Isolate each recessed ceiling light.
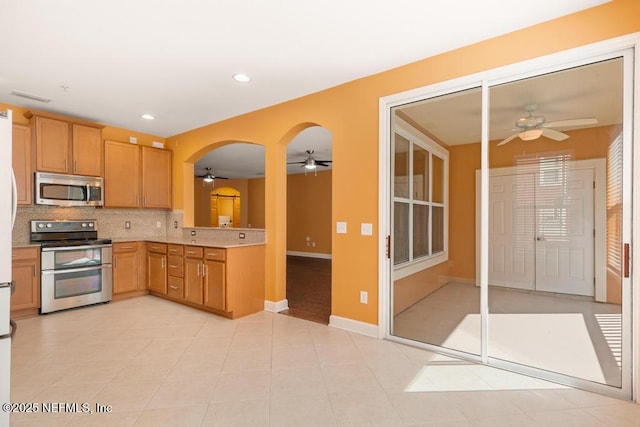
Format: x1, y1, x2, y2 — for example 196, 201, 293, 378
233, 73, 251, 83
141, 114, 155, 120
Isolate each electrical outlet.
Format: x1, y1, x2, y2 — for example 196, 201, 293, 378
239, 232, 245, 239
156, 221, 162, 229
191, 230, 196, 236
173, 221, 178, 229
125, 221, 131, 229
360, 291, 368, 304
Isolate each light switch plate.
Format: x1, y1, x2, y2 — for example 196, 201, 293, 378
336, 221, 347, 234
361, 223, 373, 236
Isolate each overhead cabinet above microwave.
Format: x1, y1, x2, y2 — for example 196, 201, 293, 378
25, 110, 104, 177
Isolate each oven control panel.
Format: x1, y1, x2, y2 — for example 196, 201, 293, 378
31, 220, 97, 233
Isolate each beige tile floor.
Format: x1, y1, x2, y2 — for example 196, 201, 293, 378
9, 296, 640, 426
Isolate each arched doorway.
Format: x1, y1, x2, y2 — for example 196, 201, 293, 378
282, 126, 333, 324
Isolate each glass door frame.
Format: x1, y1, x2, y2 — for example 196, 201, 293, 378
378, 34, 639, 400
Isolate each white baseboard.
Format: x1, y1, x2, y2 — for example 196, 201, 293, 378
287, 251, 332, 260
329, 315, 379, 338
264, 299, 289, 313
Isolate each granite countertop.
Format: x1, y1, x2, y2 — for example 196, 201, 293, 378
13, 238, 265, 249
11, 241, 41, 249
110, 236, 265, 249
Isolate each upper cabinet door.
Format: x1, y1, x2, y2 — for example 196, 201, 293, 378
12, 124, 32, 205
35, 116, 69, 173
141, 146, 172, 209
72, 124, 102, 176
104, 140, 141, 208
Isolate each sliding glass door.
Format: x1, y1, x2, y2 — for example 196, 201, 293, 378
386, 49, 633, 398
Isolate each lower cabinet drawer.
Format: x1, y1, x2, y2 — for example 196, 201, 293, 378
168, 276, 184, 299
167, 255, 184, 277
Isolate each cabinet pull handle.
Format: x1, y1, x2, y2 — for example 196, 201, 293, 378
169, 265, 177, 269
208, 253, 217, 257
74, 159, 78, 173
64, 159, 68, 171
203, 264, 207, 276
197, 263, 200, 276
161, 257, 165, 269
115, 258, 118, 268
121, 245, 133, 250
169, 285, 178, 290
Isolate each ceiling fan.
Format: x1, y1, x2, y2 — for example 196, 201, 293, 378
287, 150, 332, 170
197, 167, 228, 183
497, 104, 597, 146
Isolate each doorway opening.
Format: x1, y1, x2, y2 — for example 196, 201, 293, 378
282, 126, 333, 324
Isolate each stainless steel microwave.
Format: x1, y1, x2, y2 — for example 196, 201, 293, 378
35, 172, 104, 207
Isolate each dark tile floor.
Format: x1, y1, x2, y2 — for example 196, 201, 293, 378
281, 255, 331, 324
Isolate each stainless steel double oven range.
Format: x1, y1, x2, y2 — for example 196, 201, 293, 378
30, 220, 112, 314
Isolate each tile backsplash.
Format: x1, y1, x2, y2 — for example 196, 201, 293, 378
13, 206, 183, 242
13, 207, 266, 244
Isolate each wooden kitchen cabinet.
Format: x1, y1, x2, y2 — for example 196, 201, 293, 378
28, 111, 103, 176
147, 243, 167, 294
184, 246, 204, 305
12, 124, 32, 205
141, 146, 172, 209
11, 247, 40, 318
113, 242, 147, 297
104, 141, 140, 208
104, 140, 140, 207
167, 244, 184, 299
103, 140, 172, 209
71, 124, 103, 176
34, 116, 69, 173
204, 258, 225, 311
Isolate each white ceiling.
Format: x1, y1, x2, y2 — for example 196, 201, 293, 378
1, 1, 608, 178
0, 0, 607, 139
399, 57, 623, 146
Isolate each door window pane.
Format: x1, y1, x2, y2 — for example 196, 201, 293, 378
394, 202, 409, 264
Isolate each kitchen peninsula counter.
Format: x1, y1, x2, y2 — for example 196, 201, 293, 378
111, 236, 265, 249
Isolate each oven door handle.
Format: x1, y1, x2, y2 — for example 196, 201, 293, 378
41, 265, 111, 275
41, 244, 112, 252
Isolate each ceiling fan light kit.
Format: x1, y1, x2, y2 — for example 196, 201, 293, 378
497, 104, 598, 146
287, 149, 332, 175
519, 129, 543, 141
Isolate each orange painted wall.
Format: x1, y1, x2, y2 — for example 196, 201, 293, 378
165, 1, 640, 326
247, 177, 265, 229
287, 170, 332, 254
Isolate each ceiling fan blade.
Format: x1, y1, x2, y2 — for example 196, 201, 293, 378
542, 128, 570, 141
314, 159, 332, 163
287, 161, 305, 165
497, 133, 520, 146
315, 162, 331, 167
542, 118, 597, 128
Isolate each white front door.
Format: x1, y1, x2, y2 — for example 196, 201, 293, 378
488, 174, 535, 290
487, 167, 595, 296
535, 167, 595, 296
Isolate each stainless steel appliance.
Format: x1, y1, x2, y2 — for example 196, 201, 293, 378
35, 172, 104, 207
31, 220, 112, 314
1, 109, 16, 425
